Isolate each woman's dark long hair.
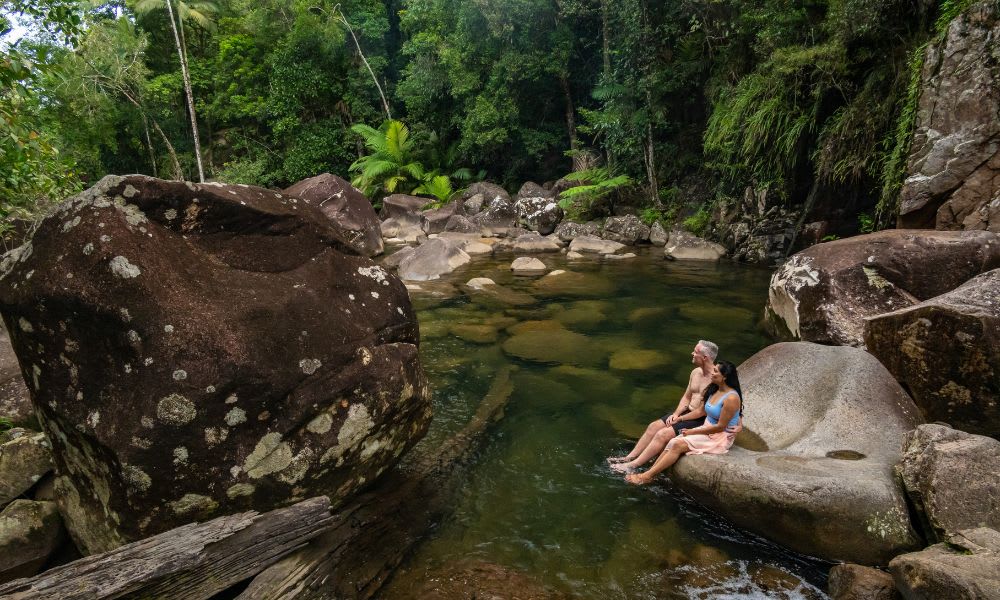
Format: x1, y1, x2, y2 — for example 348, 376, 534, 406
702, 360, 743, 415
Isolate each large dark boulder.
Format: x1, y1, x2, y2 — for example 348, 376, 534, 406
828, 564, 900, 600
381, 194, 428, 224
896, 425, 1000, 542
602, 215, 650, 245
890, 528, 1000, 599
516, 181, 552, 199
899, 1, 1000, 232
471, 196, 518, 231
767, 230, 1000, 346
420, 200, 464, 235
0, 175, 431, 554
462, 182, 510, 205
865, 269, 999, 436
671, 342, 923, 565
283, 173, 383, 257
514, 196, 563, 235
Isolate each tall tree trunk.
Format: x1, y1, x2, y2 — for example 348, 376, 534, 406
559, 73, 583, 172
165, 0, 205, 182
337, 9, 392, 121
644, 89, 660, 207
151, 120, 184, 180
141, 115, 158, 178
601, 0, 611, 78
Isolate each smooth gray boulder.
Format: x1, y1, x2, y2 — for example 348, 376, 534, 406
670, 342, 923, 565
509, 233, 561, 253
664, 230, 727, 261
896, 425, 1000, 542
865, 269, 1000, 436
462, 182, 510, 205
443, 214, 481, 234
0, 431, 53, 507
462, 193, 485, 215
0, 499, 65, 583
421, 200, 464, 235
381, 194, 427, 223
649, 222, 668, 247
510, 257, 546, 274
890, 528, 1000, 599
397, 239, 471, 281
568, 235, 624, 255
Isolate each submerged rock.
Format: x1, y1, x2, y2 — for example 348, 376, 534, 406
532, 269, 616, 298
896, 424, 1000, 542
510, 256, 547, 274
766, 230, 1000, 346
0, 499, 65, 584
670, 342, 923, 565
501, 329, 608, 367
283, 173, 383, 257
385, 560, 568, 600
864, 269, 1000, 436
0, 176, 431, 553
890, 528, 1000, 599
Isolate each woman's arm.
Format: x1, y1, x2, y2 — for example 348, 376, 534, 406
678, 405, 706, 421
681, 394, 739, 436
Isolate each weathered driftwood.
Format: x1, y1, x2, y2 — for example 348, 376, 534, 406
238, 366, 517, 600
0, 496, 333, 600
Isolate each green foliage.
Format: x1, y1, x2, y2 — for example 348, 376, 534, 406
0, 416, 11, 432
349, 119, 425, 196
557, 167, 633, 218
821, 234, 840, 242
682, 206, 712, 237
413, 173, 453, 203
858, 212, 876, 234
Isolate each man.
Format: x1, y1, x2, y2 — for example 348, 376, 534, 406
608, 340, 718, 472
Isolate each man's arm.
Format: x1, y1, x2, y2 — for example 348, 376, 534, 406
666, 369, 697, 424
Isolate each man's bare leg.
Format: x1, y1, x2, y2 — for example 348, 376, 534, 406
625, 440, 690, 485
611, 426, 677, 471
608, 419, 666, 464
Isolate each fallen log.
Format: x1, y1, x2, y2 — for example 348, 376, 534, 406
0, 496, 334, 600
238, 365, 517, 600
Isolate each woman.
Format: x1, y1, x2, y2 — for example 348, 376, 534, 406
625, 360, 742, 485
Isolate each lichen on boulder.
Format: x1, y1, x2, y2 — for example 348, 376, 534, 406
0, 175, 431, 554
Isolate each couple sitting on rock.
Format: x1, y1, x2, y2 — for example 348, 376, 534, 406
608, 340, 743, 485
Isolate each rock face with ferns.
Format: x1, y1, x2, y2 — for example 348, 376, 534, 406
0, 176, 431, 554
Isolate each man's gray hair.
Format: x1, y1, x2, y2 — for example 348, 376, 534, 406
697, 340, 719, 361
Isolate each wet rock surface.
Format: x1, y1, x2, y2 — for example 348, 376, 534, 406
890, 527, 1000, 599
664, 230, 727, 261
386, 560, 568, 600
671, 342, 923, 565
0, 175, 431, 553
0, 499, 65, 583
864, 268, 1000, 436
827, 564, 900, 600
283, 173, 383, 257
896, 424, 1000, 542
766, 229, 1000, 346
899, 1, 1000, 232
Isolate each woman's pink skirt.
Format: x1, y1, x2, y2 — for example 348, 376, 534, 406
667, 428, 738, 455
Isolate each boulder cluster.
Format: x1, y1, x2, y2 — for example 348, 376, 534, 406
736, 227, 1000, 598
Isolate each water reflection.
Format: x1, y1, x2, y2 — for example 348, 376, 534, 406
390, 249, 830, 599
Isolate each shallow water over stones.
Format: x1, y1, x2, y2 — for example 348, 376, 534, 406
387, 248, 832, 599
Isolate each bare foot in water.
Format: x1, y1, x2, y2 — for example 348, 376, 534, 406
606, 455, 631, 464
625, 472, 652, 485
610, 462, 633, 473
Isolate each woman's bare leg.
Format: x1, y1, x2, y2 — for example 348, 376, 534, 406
625, 439, 690, 485
608, 419, 666, 463
612, 427, 677, 471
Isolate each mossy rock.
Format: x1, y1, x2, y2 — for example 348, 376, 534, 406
591, 404, 647, 439
630, 384, 686, 413
627, 306, 669, 324
506, 320, 566, 336
531, 270, 616, 298
450, 324, 499, 344
676, 302, 755, 326
501, 329, 608, 367
609, 349, 671, 371
548, 365, 624, 398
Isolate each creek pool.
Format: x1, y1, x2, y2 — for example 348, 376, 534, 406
383, 248, 831, 599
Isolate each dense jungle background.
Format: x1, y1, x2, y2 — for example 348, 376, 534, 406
0, 0, 972, 237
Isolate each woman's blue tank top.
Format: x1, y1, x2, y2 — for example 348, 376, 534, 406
705, 390, 741, 429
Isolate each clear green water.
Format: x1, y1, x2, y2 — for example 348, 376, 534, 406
387, 249, 830, 599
